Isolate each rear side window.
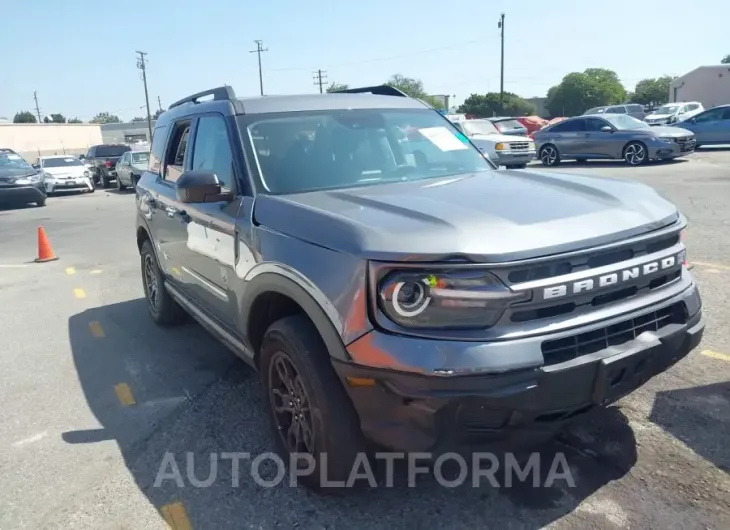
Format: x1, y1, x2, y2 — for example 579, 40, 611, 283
163, 121, 191, 183
95, 145, 131, 157
149, 125, 168, 174
550, 119, 585, 132
606, 106, 627, 114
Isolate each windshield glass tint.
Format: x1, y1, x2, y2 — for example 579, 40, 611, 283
603, 114, 649, 130
96, 146, 130, 157
42, 157, 83, 168
0, 153, 34, 176
132, 152, 150, 164
462, 119, 499, 136
241, 109, 493, 194
655, 105, 680, 115
493, 119, 523, 130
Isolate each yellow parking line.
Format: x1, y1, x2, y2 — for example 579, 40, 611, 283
90, 269, 102, 275
161, 501, 192, 530
701, 350, 730, 362
690, 261, 730, 271
88, 321, 105, 338
65, 267, 76, 275
73, 288, 86, 299
114, 383, 137, 406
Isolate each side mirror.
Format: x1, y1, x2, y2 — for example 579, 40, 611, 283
600, 126, 613, 133
176, 170, 232, 203
32, 163, 40, 169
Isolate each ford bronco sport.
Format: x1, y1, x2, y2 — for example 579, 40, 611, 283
135, 85, 704, 490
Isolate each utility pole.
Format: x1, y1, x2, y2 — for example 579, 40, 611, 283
313, 69, 327, 93
498, 13, 505, 115
135, 51, 153, 142
157, 95, 163, 112
249, 40, 268, 96
33, 91, 42, 122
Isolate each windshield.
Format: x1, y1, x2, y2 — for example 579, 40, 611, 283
461, 119, 500, 136
95, 145, 131, 157
603, 114, 650, 130
654, 105, 680, 115
240, 109, 493, 194
42, 157, 83, 168
492, 119, 524, 131
0, 152, 35, 177
131, 152, 150, 164
585, 107, 606, 114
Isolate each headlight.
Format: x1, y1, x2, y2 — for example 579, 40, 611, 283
495, 143, 506, 151
657, 136, 674, 142
84, 170, 90, 177
377, 268, 528, 329
528, 141, 536, 150
15, 174, 42, 185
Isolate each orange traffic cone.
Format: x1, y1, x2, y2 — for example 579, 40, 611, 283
34, 226, 58, 263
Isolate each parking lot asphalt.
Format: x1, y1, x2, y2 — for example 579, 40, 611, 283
1, 151, 729, 529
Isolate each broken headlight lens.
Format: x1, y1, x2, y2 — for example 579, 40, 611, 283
377, 269, 528, 329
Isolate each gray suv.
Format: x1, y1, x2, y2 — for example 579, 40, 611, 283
136, 85, 704, 491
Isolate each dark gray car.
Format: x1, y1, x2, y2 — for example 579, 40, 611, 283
534, 114, 696, 166
136, 85, 704, 491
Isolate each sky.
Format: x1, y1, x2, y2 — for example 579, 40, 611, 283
1, 0, 728, 122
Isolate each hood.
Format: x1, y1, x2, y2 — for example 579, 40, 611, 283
645, 126, 694, 137
43, 166, 87, 177
253, 169, 679, 263
645, 113, 674, 120
469, 133, 532, 144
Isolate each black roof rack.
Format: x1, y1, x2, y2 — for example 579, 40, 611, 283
168, 86, 237, 110
331, 85, 409, 98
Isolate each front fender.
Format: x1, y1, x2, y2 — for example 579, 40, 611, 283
238, 267, 351, 362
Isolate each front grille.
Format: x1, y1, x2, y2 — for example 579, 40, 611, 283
505, 233, 680, 284
509, 142, 530, 150
540, 302, 687, 366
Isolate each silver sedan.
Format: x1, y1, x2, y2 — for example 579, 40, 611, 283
533, 114, 696, 166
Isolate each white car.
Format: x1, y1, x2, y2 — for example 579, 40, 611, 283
644, 102, 704, 126
34, 155, 95, 195
450, 118, 536, 169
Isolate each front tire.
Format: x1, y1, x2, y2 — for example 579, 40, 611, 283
623, 141, 647, 166
259, 315, 368, 492
140, 240, 186, 326
36, 196, 47, 207
539, 144, 561, 166
117, 175, 127, 191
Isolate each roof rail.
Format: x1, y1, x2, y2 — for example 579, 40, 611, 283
331, 85, 409, 98
168, 86, 237, 110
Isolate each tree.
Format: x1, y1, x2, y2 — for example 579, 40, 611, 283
384, 74, 441, 108
457, 92, 535, 118
722, 55, 730, 64
68, 117, 82, 123
44, 114, 66, 123
153, 109, 165, 119
13, 111, 37, 123
326, 82, 349, 93
90, 112, 121, 124
631, 76, 674, 106
546, 68, 626, 116
131, 116, 146, 122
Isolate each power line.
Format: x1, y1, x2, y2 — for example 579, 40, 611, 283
135, 51, 153, 142
249, 40, 268, 96
313, 69, 327, 93
268, 39, 487, 73
33, 91, 42, 122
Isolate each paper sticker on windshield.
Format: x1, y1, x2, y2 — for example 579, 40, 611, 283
6, 154, 22, 160
418, 127, 469, 151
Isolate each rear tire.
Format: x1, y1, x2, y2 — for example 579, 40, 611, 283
259, 314, 369, 492
36, 197, 46, 207
140, 240, 186, 326
505, 164, 527, 169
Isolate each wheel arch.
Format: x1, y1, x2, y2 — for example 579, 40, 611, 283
239, 271, 351, 368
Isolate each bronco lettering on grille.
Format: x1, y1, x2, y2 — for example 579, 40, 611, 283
542, 252, 683, 300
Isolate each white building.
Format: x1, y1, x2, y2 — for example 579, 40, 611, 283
669, 65, 730, 108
